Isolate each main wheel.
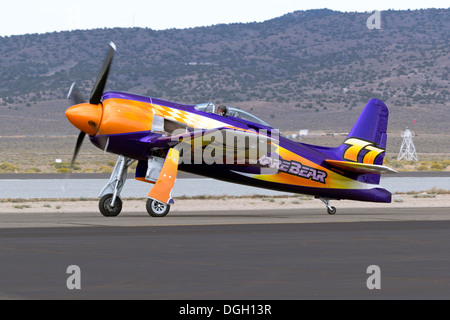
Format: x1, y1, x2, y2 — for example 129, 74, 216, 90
99, 194, 123, 217
327, 206, 337, 215
146, 199, 170, 217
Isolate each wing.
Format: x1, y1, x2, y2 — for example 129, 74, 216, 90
138, 126, 278, 205
140, 126, 278, 164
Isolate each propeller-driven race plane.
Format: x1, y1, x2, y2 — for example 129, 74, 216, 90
65, 42, 397, 217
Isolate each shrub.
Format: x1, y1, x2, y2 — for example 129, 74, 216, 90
0, 163, 19, 173
430, 163, 444, 171
53, 162, 80, 171
441, 160, 450, 168
56, 168, 72, 174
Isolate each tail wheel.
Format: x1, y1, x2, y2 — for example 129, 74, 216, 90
99, 194, 122, 217
146, 199, 170, 217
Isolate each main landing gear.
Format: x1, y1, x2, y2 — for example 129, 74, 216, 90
99, 193, 123, 217
98, 156, 170, 217
98, 155, 171, 217
98, 155, 135, 217
146, 199, 170, 217
318, 197, 337, 215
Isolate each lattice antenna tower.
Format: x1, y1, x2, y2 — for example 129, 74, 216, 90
397, 128, 418, 161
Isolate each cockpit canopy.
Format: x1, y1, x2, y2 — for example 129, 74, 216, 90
195, 102, 272, 128
195, 102, 217, 114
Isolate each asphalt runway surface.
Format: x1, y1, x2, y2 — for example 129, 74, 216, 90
1, 207, 450, 300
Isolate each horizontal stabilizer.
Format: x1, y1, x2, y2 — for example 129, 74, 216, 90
325, 159, 397, 175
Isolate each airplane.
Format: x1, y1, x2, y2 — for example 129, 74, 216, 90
65, 42, 397, 218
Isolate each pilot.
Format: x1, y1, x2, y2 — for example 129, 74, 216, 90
217, 105, 228, 116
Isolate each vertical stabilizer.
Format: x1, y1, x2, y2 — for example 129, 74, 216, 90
335, 99, 389, 184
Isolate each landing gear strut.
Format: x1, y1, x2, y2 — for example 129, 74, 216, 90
319, 198, 337, 215
98, 155, 135, 217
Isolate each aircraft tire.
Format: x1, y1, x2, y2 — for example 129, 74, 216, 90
146, 199, 170, 217
99, 194, 123, 217
327, 206, 337, 215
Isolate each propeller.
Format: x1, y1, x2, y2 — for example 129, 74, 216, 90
67, 83, 87, 167
66, 42, 116, 167
71, 131, 86, 167
67, 82, 86, 105
90, 42, 116, 105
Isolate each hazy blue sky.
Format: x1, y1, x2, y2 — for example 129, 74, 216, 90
0, 0, 448, 36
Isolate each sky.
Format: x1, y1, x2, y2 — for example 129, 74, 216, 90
0, 0, 448, 37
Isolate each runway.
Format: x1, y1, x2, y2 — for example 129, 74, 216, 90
1, 207, 450, 300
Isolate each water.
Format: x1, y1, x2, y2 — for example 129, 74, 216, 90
0, 177, 449, 199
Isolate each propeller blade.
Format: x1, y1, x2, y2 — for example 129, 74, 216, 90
67, 82, 86, 105
71, 131, 86, 167
89, 42, 116, 105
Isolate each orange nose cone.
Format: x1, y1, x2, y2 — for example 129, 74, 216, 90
65, 103, 103, 136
